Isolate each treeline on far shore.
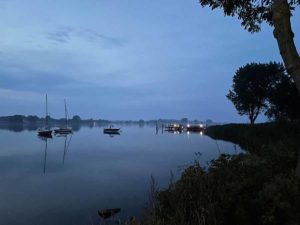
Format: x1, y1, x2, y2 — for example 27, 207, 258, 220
0, 115, 216, 132
0, 115, 215, 126
0, 114, 110, 125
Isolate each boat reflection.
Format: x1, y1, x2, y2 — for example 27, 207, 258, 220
38, 136, 51, 174
55, 133, 73, 165
107, 133, 120, 138
38, 133, 73, 174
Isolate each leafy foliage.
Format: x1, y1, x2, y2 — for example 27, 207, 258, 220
266, 73, 300, 121
146, 155, 300, 225
199, 0, 298, 33
227, 62, 300, 123
227, 62, 282, 124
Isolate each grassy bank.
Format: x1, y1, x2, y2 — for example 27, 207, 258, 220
205, 122, 300, 154
140, 122, 300, 225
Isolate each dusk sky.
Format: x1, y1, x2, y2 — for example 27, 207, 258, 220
0, 0, 299, 122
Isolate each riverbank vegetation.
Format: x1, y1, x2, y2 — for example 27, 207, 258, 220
140, 122, 300, 225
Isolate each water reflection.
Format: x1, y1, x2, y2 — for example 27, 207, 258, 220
0, 125, 242, 225
44, 139, 48, 174
38, 136, 50, 174
38, 133, 73, 174
55, 133, 73, 165
107, 133, 120, 138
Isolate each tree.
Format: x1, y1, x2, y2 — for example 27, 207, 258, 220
227, 62, 281, 124
266, 73, 300, 121
198, 0, 300, 95
72, 115, 81, 122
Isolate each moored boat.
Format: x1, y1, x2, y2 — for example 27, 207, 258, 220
38, 129, 52, 137
54, 99, 73, 134
164, 124, 184, 132
38, 94, 53, 138
186, 124, 205, 132
103, 128, 120, 134
54, 127, 73, 134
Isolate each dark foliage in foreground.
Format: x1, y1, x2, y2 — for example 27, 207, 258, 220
141, 123, 300, 225
145, 155, 300, 225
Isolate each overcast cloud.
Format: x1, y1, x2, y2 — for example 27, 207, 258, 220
0, 0, 299, 121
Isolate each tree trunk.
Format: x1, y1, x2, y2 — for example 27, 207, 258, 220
272, 0, 300, 94
249, 116, 255, 125
272, 0, 300, 178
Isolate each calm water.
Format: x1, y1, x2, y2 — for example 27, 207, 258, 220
0, 125, 241, 225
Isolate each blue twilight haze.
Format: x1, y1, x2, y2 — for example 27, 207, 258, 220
0, 0, 299, 121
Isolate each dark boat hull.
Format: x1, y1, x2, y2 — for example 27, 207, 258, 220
54, 128, 73, 134
38, 130, 52, 138
103, 128, 120, 134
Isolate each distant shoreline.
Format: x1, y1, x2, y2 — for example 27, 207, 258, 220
0, 115, 214, 125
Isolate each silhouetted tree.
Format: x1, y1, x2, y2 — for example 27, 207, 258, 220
72, 115, 81, 122
227, 62, 283, 124
198, 0, 300, 95
266, 73, 300, 121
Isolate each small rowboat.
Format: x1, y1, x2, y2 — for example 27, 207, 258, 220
98, 208, 121, 219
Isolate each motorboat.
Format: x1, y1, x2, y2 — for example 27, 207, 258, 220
186, 124, 205, 132
164, 124, 184, 132
103, 128, 121, 134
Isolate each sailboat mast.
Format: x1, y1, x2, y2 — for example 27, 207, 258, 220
46, 94, 48, 127
64, 99, 68, 127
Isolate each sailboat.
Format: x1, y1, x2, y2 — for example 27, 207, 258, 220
54, 99, 73, 134
38, 94, 52, 137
